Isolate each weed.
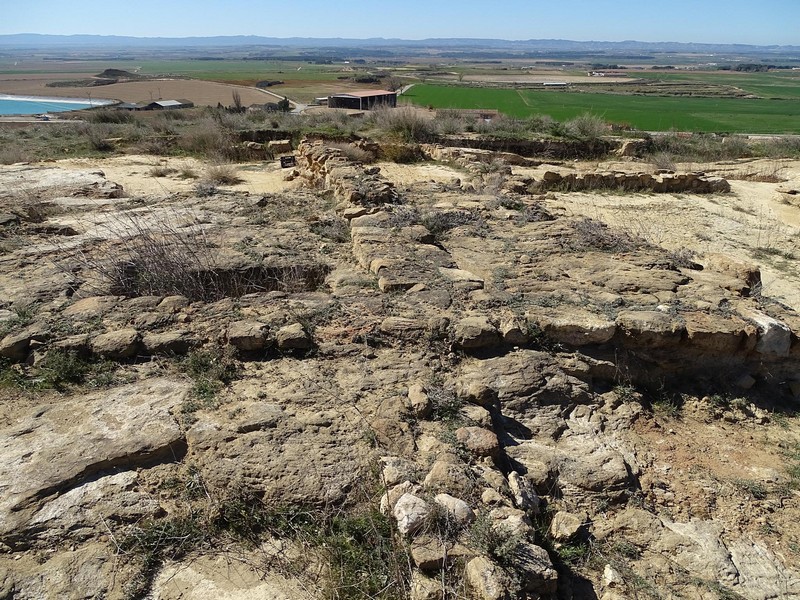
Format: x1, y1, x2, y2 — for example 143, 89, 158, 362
514, 202, 555, 225
650, 152, 677, 171
203, 163, 242, 186
428, 385, 464, 422
148, 165, 176, 177
386, 206, 421, 229
368, 106, 435, 143
326, 142, 375, 164
310, 217, 351, 243
665, 248, 698, 269
468, 515, 524, 571
182, 347, 240, 407
421, 209, 487, 239
732, 478, 768, 500
565, 113, 610, 140
566, 217, 647, 253
193, 181, 218, 197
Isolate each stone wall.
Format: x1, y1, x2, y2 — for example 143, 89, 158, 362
297, 139, 398, 207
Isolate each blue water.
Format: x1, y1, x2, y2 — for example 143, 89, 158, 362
0, 96, 113, 116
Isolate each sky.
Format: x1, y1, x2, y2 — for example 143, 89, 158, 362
1, 0, 797, 46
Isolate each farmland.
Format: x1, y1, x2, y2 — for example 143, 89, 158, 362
402, 82, 800, 133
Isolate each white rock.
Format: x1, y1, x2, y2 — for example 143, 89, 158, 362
393, 493, 431, 536
434, 493, 476, 524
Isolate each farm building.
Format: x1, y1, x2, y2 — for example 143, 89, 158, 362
327, 90, 397, 110
140, 99, 194, 111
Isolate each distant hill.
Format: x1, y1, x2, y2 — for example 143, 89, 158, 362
0, 33, 798, 54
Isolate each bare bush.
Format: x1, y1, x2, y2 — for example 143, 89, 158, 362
0, 146, 32, 165
203, 164, 242, 186
60, 210, 324, 302
367, 106, 435, 142
566, 217, 646, 253
650, 152, 677, 171
87, 109, 137, 124
421, 209, 487, 238
326, 142, 375, 163
565, 113, 610, 139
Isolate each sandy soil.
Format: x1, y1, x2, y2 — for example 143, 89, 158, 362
0, 76, 282, 107
56, 155, 298, 197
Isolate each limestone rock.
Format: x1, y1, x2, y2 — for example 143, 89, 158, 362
91, 328, 141, 359
455, 426, 501, 458
276, 322, 312, 350
465, 556, 511, 600
489, 506, 534, 538
434, 493, 475, 524
143, 330, 195, 355
62, 295, 122, 318
227, 320, 270, 351
0, 325, 47, 361
410, 571, 444, 600
500, 317, 529, 346
508, 472, 540, 513
453, 317, 500, 349
741, 309, 792, 356
407, 382, 433, 419
0, 378, 189, 539
411, 537, 451, 571
380, 317, 426, 338
380, 457, 419, 488
394, 493, 432, 536
514, 541, 558, 595
424, 460, 474, 495
549, 510, 587, 542
380, 481, 419, 516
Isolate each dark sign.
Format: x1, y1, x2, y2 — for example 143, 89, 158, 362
280, 156, 296, 168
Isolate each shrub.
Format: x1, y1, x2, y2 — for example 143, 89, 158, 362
567, 218, 646, 253
421, 209, 487, 239
87, 109, 137, 124
310, 217, 350, 243
565, 113, 610, 139
650, 152, 677, 171
326, 141, 375, 163
203, 163, 241, 185
368, 106, 435, 142
378, 143, 423, 164
60, 210, 255, 302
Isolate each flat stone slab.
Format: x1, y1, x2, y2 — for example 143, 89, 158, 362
0, 378, 189, 539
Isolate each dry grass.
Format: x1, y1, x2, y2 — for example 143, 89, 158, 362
203, 163, 241, 185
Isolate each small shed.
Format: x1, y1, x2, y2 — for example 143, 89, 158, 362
327, 90, 397, 110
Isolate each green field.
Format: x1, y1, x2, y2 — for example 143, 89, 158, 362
634, 71, 800, 99
402, 83, 800, 133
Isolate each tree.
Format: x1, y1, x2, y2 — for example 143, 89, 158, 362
277, 97, 291, 112
231, 90, 243, 113
384, 76, 403, 92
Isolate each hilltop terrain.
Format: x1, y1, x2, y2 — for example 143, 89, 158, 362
0, 113, 799, 599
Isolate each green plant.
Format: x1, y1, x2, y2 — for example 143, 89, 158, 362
732, 478, 768, 500
428, 384, 463, 422
468, 515, 524, 571
182, 347, 240, 407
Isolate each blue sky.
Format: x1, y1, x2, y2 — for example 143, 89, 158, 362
1, 0, 797, 46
